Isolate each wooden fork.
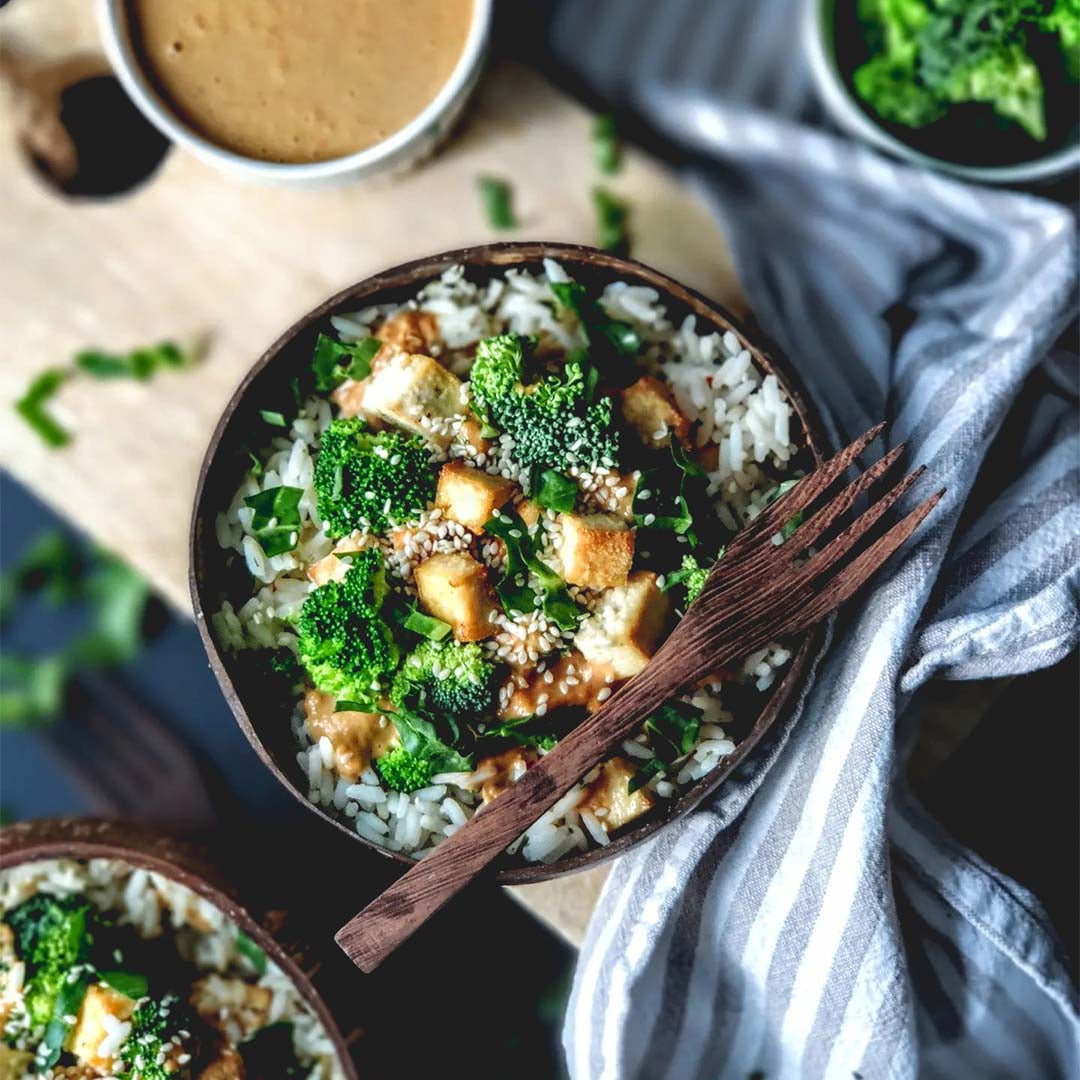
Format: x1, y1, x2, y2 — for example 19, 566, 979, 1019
336, 423, 943, 972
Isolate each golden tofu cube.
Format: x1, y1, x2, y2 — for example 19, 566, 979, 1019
574, 571, 670, 678
435, 461, 518, 533
621, 375, 691, 448
578, 757, 655, 831
414, 551, 498, 642
191, 976, 272, 1041
558, 512, 634, 589
516, 500, 543, 531
456, 415, 492, 456
362, 352, 464, 449
375, 310, 442, 359
67, 983, 137, 1068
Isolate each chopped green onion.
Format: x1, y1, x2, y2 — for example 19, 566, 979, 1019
550, 281, 640, 356
236, 930, 268, 976
334, 700, 366, 713
75, 341, 186, 380
477, 176, 517, 229
98, 971, 148, 1000
403, 610, 453, 640
628, 757, 665, 794
592, 113, 622, 174
260, 409, 287, 427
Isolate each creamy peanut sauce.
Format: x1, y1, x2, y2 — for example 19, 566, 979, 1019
304, 690, 399, 780
130, 0, 474, 163
501, 652, 620, 720
471, 746, 537, 804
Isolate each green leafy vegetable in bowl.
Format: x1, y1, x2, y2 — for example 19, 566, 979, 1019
847, 0, 1078, 152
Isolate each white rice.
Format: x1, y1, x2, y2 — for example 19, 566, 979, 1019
215, 262, 799, 865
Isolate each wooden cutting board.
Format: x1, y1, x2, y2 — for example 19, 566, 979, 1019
0, 0, 744, 946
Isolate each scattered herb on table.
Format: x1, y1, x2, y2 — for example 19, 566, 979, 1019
477, 175, 517, 229
16, 340, 199, 448
0, 537, 153, 727
593, 186, 630, 252
592, 113, 622, 174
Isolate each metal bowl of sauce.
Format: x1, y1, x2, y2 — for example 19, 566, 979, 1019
97, 0, 491, 185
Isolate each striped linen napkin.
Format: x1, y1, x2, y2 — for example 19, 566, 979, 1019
546, 1, 1080, 1076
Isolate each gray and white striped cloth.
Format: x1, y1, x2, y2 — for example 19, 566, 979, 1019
548, 2, 1080, 1076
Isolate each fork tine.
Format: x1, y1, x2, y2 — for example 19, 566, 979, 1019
793, 464, 927, 583
786, 442, 907, 554
728, 421, 886, 552
790, 488, 946, 630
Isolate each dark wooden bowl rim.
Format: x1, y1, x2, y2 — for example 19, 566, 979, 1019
189, 242, 831, 886
0, 818, 359, 1078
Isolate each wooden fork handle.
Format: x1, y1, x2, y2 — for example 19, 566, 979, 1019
334, 652, 696, 972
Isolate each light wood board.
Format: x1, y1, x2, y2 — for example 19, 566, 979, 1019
0, 1, 745, 947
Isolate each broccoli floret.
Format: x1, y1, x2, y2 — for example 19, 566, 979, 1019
469, 334, 523, 409
374, 746, 435, 793
116, 996, 186, 1080
469, 334, 618, 478
391, 639, 498, 719
6, 895, 90, 1037
297, 548, 399, 706
313, 418, 435, 537
667, 554, 710, 603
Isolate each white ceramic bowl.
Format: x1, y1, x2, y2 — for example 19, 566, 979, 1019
803, 0, 1080, 185
97, 0, 492, 187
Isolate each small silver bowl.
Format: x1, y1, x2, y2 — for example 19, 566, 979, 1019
804, 0, 1080, 185
97, 0, 492, 188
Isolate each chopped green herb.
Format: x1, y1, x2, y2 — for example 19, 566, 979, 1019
243, 485, 304, 557
592, 113, 622, 174
334, 700, 366, 712
476, 714, 557, 751
312, 333, 381, 393
477, 176, 517, 229
484, 509, 584, 630
550, 281, 641, 357
15, 369, 71, 447
593, 186, 630, 252
0, 655, 68, 727
236, 930, 268, 976
628, 756, 665, 794
534, 469, 578, 513
260, 409, 287, 427
99, 970, 149, 1000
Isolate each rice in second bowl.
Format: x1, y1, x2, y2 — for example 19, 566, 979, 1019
211, 259, 801, 866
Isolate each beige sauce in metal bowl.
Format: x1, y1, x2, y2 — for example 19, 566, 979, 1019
129, 0, 474, 163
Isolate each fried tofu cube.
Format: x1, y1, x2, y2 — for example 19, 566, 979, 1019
456, 415, 492, 456
191, 976, 272, 1042
574, 571, 670, 678
558, 512, 634, 590
375, 310, 442, 359
435, 461, 517, 533
516, 500, 543, 531
621, 375, 691, 448
414, 551, 498, 642
198, 1047, 247, 1080
67, 984, 137, 1068
362, 352, 464, 449
590, 471, 637, 522
577, 757, 655, 831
